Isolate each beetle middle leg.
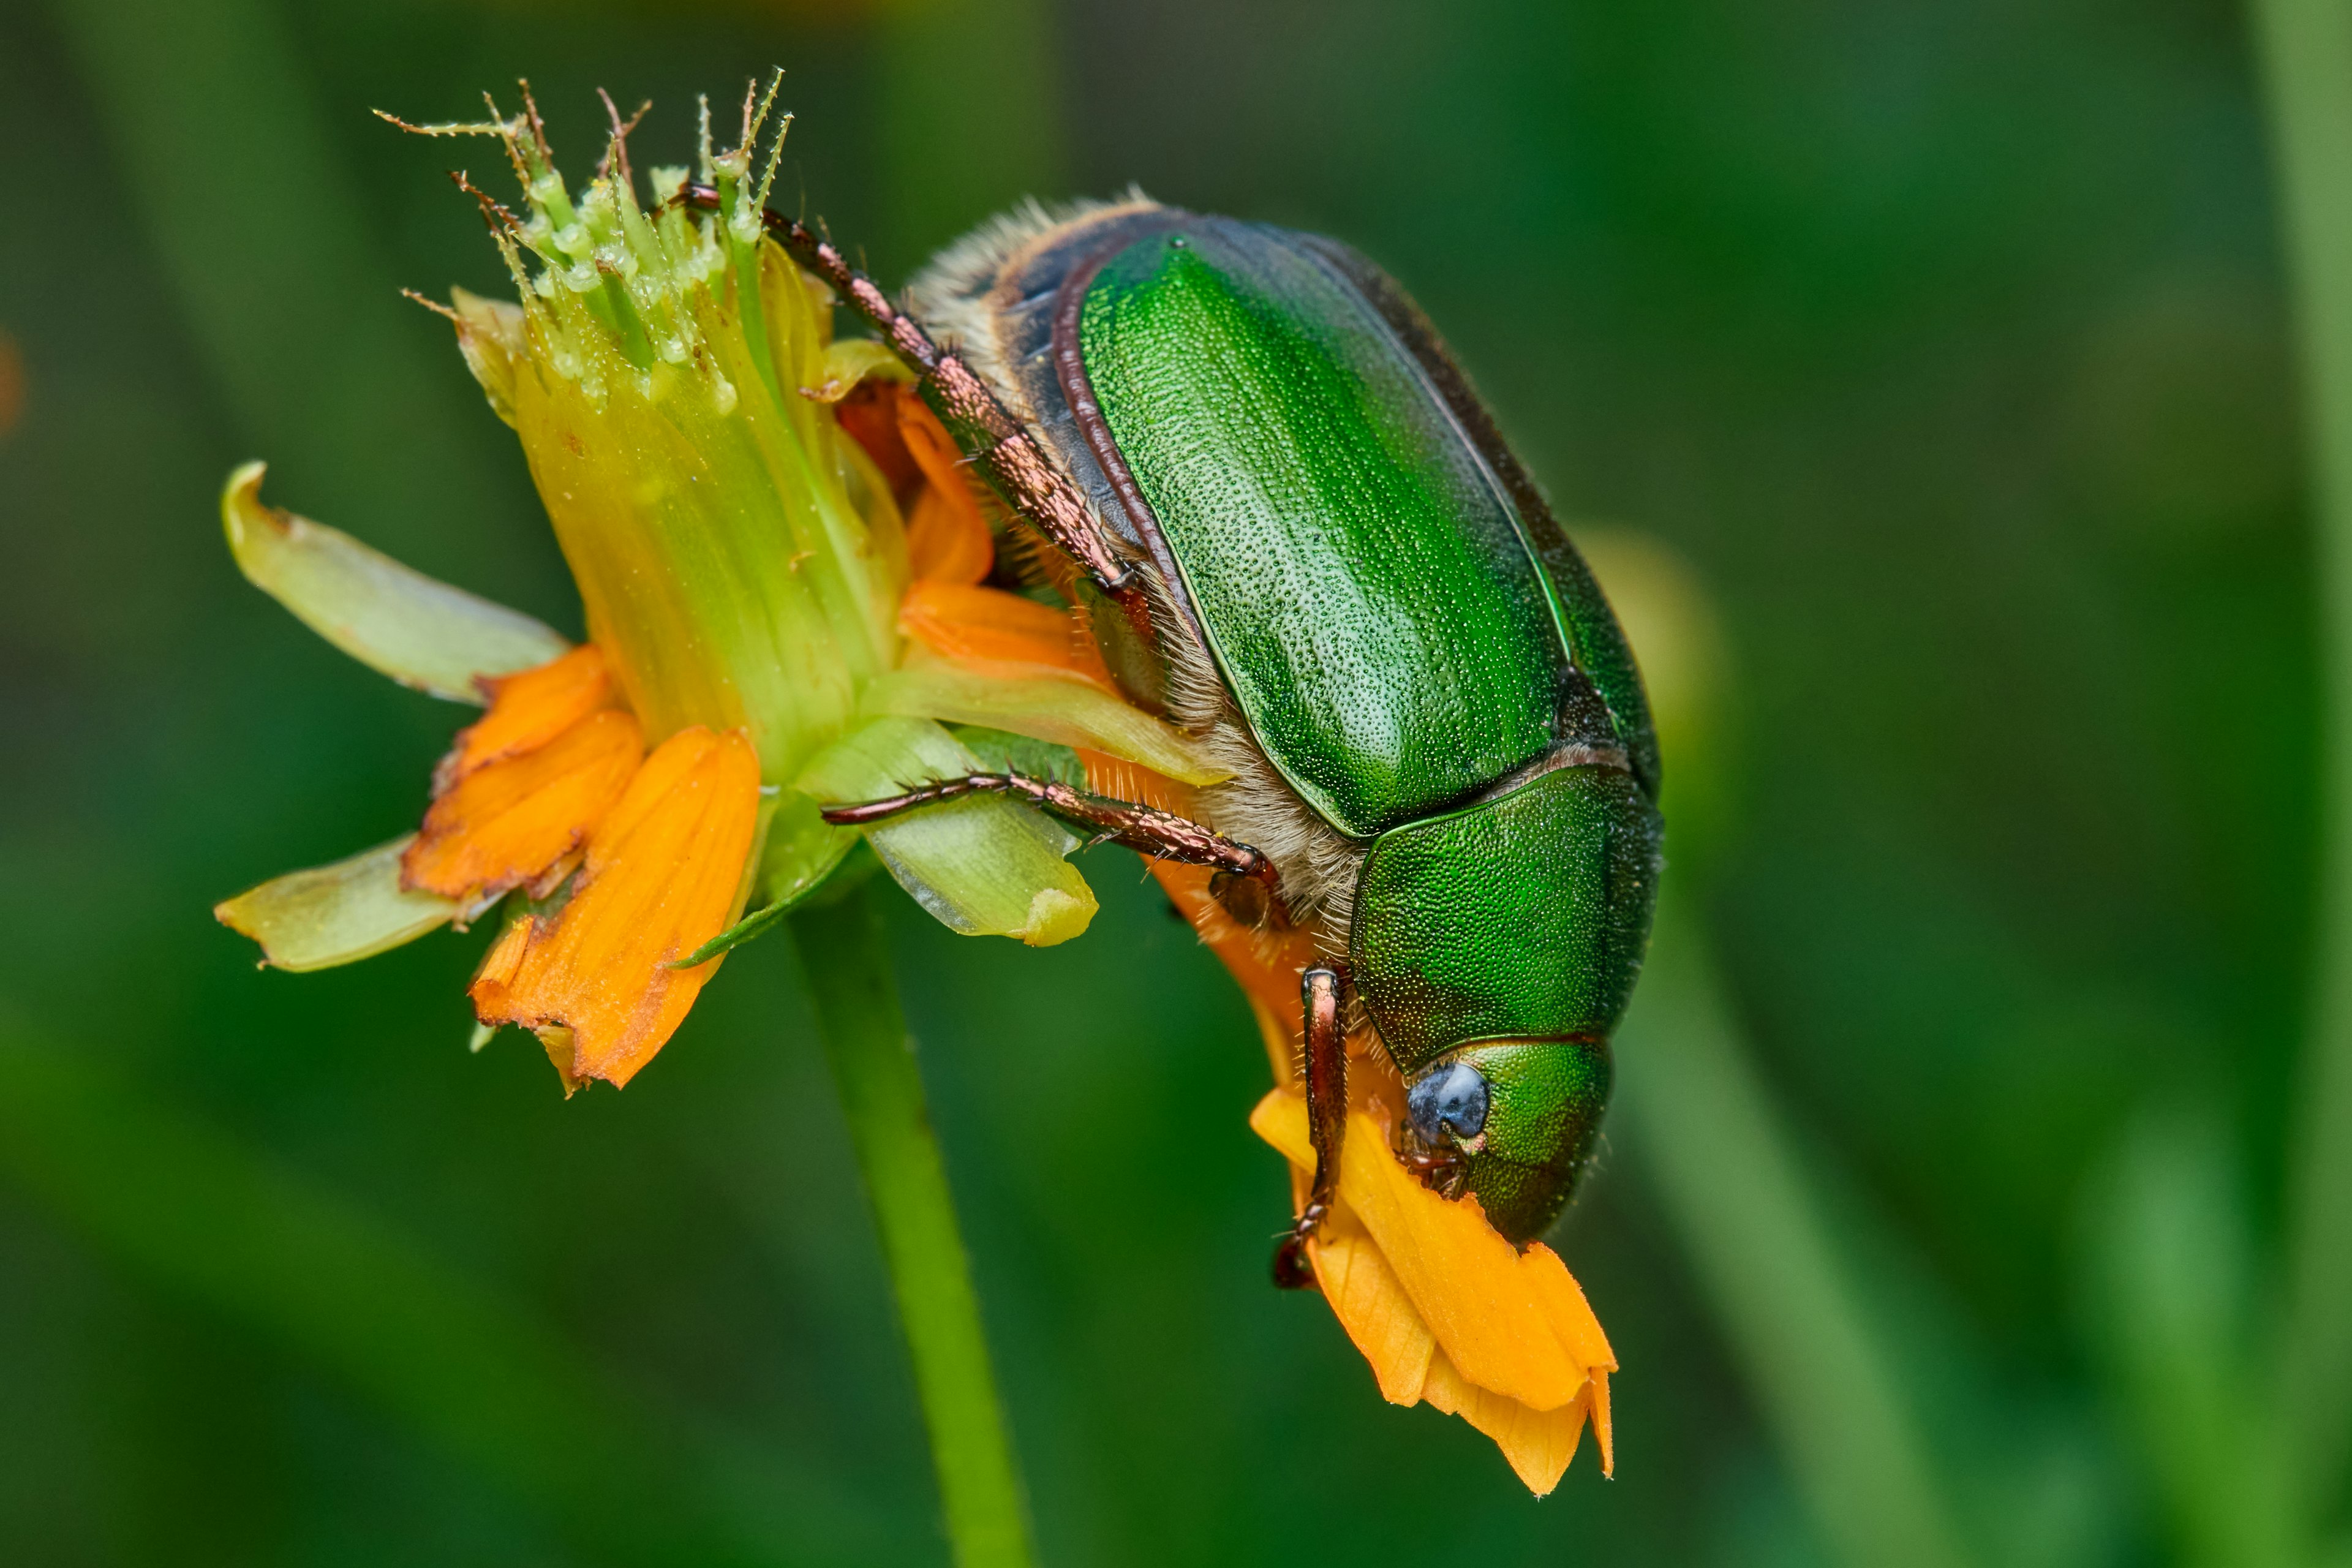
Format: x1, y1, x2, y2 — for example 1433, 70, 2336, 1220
820, 772, 1281, 913
1272, 965, 1347, 1289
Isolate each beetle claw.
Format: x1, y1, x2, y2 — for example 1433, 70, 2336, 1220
1271, 1201, 1329, 1289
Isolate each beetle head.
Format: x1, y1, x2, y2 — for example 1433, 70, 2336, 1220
1403, 1038, 1612, 1243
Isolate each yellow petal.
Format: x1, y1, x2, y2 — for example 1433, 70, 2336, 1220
221, 463, 570, 703
1303, 1191, 1435, 1405
802, 337, 914, 404
1419, 1351, 1589, 1497
1250, 1087, 1589, 1412
472, 728, 761, 1088
214, 836, 456, 971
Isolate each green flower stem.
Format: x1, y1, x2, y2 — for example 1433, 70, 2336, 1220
2250, 0, 2352, 1509
1619, 892, 1977, 1568
790, 884, 1036, 1568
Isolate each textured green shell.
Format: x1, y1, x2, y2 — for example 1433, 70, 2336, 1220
1079, 227, 1574, 837
1348, 766, 1661, 1070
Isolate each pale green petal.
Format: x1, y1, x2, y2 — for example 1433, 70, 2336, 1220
447, 287, 528, 428
802, 338, 914, 404
760, 788, 859, 907
862, 665, 1232, 787
797, 718, 1096, 946
222, 463, 570, 703
214, 837, 456, 971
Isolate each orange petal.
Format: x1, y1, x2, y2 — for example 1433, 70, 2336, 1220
1420, 1351, 1589, 1497
402, 708, 643, 908
1250, 1086, 1591, 1412
834, 380, 924, 503
897, 396, 995, 584
899, 581, 1109, 683
471, 727, 761, 1089
905, 480, 995, 586
1525, 1241, 1618, 1376
436, 644, 616, 794
1158, 867, 1324, 1054
1077, 750, 1195, 816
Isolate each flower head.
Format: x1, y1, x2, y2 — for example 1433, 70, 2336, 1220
214, 81, 1222, 1088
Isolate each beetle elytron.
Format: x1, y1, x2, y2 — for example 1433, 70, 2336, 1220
685, 187, 1664, 1277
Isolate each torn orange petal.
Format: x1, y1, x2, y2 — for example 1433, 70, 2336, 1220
1251, 1087, 1589, 1412
403, 709, 643, 907
905, 481, 995, 586
472, 726, 760, 1090
437, 644, 616, 793
471, 908, 532, 1008
1420, 1350, 1589, 1498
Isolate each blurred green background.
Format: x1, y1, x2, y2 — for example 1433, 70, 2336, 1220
4, 0, 2348, 1562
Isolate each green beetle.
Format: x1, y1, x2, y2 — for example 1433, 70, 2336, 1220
688, 189, 1662, 1272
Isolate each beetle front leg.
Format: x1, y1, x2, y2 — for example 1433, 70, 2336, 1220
1272, 965, 1346, 1290
674, 184, 1133, 592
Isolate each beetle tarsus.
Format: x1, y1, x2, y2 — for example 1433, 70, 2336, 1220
1272, 1202, 1329, 1290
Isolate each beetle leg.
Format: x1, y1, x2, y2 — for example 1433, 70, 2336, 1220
820, 771, 1280, 904
675, 184, 1133, 594
1273, 966, 1348, 1289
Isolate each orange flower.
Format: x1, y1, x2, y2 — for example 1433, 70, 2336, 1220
213, 89, 1224, 1088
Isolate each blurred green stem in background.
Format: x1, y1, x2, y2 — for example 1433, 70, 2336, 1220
2082, 1114, 2304, 1568
791, 883, 1036, 1568
1621, 894, 1981, 1568
2250, 0, 2352, 1519
0, 1016, 893, 1567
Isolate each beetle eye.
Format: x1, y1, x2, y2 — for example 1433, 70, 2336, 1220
1408, 1060, 1489, 1145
